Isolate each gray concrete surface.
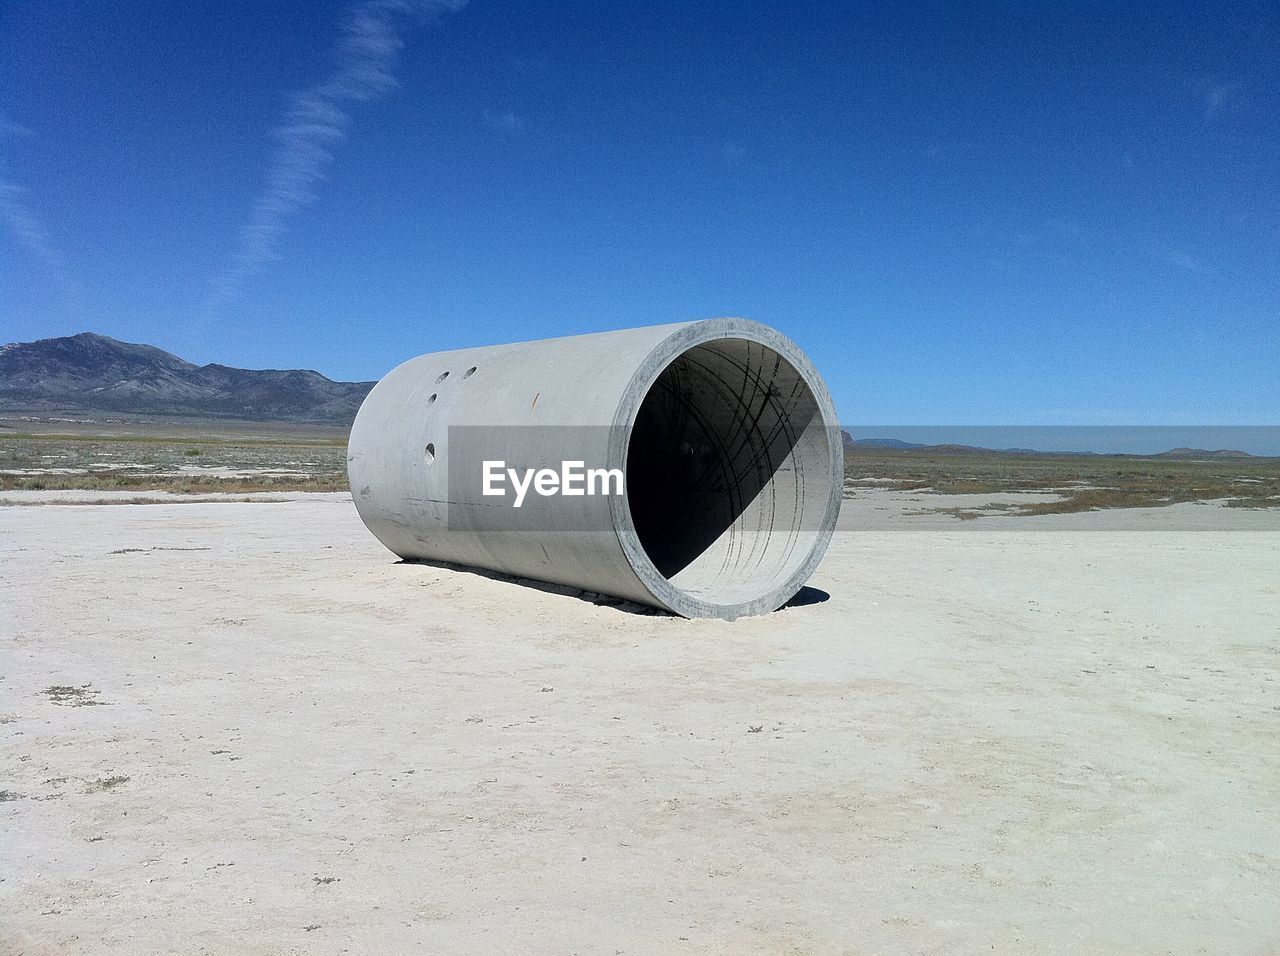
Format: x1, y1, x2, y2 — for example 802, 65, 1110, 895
347, 319, 842, 619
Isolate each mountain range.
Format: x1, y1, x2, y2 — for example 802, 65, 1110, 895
0, 332, 374, 424
843, 435, 1257, 459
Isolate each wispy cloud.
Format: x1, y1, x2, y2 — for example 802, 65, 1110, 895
1191, 77, 1237, 121
207, 0, 466, 312
0, 179, 80, 296
1, 116, 34, 139
1164, 248, 1215, 276
483, 109, 525, 132
2, 117, 79, 297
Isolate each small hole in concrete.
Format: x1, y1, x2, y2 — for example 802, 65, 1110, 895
427, 393, 437, 405
463, 366, 477, 379
436, 371, 449, 383
424, 443, 435, 464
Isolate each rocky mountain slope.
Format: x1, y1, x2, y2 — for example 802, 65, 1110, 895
0, 332, 374, 424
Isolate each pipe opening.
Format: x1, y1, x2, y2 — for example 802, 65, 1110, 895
625, 337, 832, 609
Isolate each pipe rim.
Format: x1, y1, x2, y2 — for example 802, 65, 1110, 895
608, 317, 842, 620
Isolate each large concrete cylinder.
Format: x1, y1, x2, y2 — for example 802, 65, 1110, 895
347, 318, 841, 620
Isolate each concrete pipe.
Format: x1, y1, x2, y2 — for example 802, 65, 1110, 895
347, 318, 842, 620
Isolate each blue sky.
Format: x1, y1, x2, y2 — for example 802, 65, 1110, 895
2, 0, 1277, 428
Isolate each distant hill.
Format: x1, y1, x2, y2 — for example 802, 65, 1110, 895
840, 431, 1260, 460
843, 434, 1051, 456
0, 332, 374, 424
844, 436, 924, 449
1154, 447, 1255, 460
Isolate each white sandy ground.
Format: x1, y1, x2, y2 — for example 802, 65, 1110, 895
2, 491, 1279, 954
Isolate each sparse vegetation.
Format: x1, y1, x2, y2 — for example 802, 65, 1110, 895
1, 431, 349, 493
43, 684, 105, 706
85, 775, 130, 792
845, 447, 1280, 516
4, 429, 1277, 513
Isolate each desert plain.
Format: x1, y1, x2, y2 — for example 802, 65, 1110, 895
2, 435, 1279, 953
